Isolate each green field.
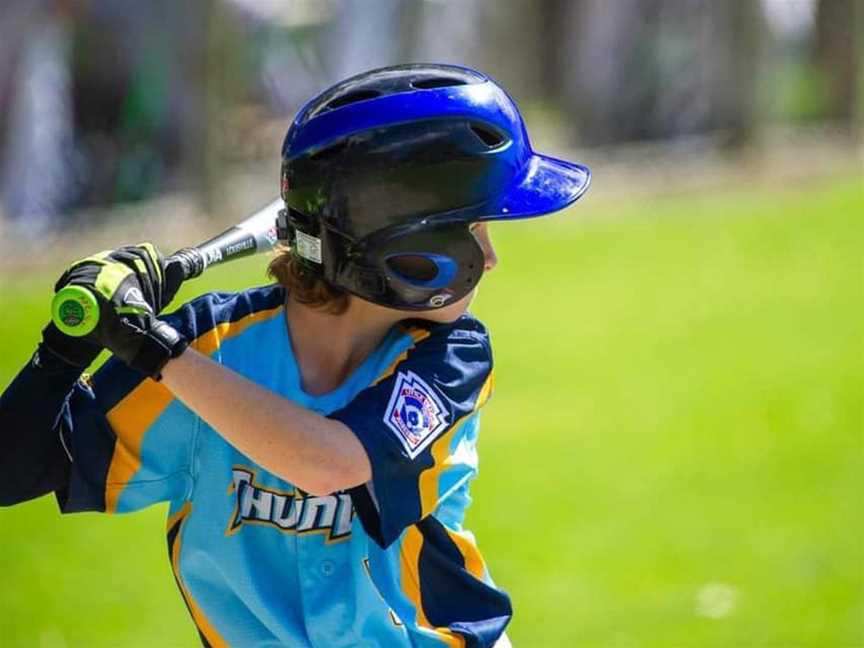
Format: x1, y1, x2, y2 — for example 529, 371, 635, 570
1, 176, 861, 647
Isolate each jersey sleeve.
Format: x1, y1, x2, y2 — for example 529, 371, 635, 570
58, 285, 287, 514
57, 304, 202, 514
331, 317, 494, 548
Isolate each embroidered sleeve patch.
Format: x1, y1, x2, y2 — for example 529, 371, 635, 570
383, 370, 450, 459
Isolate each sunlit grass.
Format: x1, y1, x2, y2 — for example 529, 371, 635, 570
1, 177, 861, 647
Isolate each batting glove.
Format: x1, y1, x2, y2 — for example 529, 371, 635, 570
55, 243, 183, 315
53, 244, 188, 378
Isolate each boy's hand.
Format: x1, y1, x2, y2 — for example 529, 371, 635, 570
49, 244, 188, 377
54, 243, 182, 316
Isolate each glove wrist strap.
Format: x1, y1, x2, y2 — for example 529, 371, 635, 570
131, 322, 188, 380
152, 335, 189, 381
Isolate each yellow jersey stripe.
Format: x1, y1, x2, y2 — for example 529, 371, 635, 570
476, 370, 494, 409
373, 326, 431, 386
166, 502, 190, 530
418, 416, 469, 519
445, 529, 487, 581
104, 380, 173, 513
191, 304, 283, 356
399, 526, 465, 648
168, 503, 229, 648
417, 371, 494, 519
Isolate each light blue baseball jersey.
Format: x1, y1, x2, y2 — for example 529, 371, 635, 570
56, 284, 511, 647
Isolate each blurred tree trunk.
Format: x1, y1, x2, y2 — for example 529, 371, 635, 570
813, 0, 860, 127
409, 0, 546, 102
545, 0, 763, 146
701, 0, 764, 147
546, 0, 655, 145
324, 0, 406, 82
474, 0, 546, 102
197, 0, 245, 218
182, 0, 247, 219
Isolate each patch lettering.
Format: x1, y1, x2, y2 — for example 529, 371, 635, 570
383, 370, 449, 459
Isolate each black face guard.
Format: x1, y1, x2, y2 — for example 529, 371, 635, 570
278, 208, 484, 310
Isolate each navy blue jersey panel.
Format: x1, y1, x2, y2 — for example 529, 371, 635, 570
417, 517, 512, 646
0, 348, 80, 505
450, 617, 514, 648
169, 284, 285, 338
56, 378, 116, 512
330, 314, 492, 547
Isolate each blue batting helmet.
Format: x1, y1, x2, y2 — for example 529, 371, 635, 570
277, 63, 591, 310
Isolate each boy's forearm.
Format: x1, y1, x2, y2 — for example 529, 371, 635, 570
159, 348, 371, 495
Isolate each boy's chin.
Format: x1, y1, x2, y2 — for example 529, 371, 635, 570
414, 290, 476, 323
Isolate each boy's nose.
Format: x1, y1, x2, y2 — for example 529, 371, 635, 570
483, 244, 498, 272
472, 223, 498, 273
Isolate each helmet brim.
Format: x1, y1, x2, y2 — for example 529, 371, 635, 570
484, 154, 591, 221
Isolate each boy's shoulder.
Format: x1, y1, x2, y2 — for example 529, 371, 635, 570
400, 312, 492, 364
402, 311, 489, 339
163, 284, 285, 340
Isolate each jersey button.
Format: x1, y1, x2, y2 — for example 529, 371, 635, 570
320, 560, 335, 576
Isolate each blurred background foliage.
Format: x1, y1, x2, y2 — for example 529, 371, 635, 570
0, 1, 861, 646
0, 0, 859, 234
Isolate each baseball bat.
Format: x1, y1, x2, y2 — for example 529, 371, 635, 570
51, 198, 283, 337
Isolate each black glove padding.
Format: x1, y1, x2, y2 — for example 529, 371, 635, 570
56, 243, 183, 318
53, 244, 188, 378
96, 311, 188, 378
41, 322, 103, 368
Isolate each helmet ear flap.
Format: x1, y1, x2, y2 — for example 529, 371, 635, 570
344, 222, 484, 310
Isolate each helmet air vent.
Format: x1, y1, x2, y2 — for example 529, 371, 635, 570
326, 89, 381, 110
410, 77, 468, 90
469, 123, 506, 148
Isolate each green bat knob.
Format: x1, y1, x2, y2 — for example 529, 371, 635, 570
52, 285, 100, 337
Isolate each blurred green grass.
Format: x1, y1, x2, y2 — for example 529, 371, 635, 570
1, 176, 861, 647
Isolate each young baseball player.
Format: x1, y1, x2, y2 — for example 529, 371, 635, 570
0, 64, 590, 647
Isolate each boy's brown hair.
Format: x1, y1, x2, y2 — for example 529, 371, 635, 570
267, 246, 350, 315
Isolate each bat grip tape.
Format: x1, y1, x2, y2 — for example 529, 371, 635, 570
168, 247, 206, 280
